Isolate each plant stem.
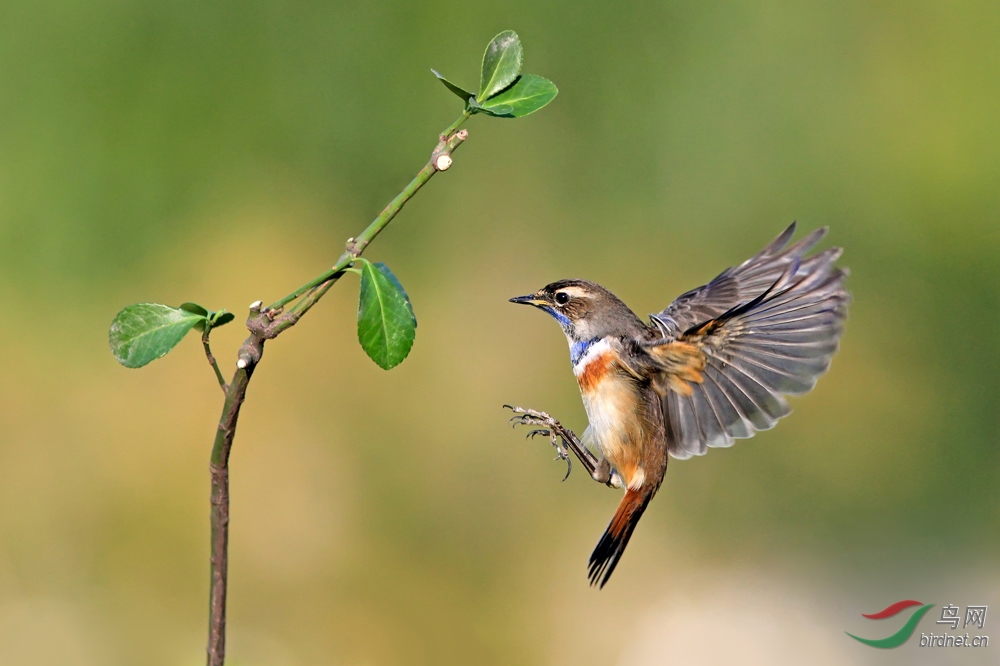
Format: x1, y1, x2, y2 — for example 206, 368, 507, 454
268, 111, 472, 312
441, 108, 473, 137
207, 352, 256, 666
202, 330, 228, 393
205, 113, 471, 666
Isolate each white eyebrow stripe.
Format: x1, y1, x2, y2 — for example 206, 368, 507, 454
557, 286, 590, 299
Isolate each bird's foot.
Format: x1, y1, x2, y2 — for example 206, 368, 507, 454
505, 406, 573, 480
504, 405, 603, 482
528, 428, 573, 481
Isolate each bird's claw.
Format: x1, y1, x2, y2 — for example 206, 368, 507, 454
505, 404, 573, 481
540, 430, 572, 481
555, 445, 572, 481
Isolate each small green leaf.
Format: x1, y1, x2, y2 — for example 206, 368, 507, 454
180, 302, 234, 332
467, 96, 513, 117
109, 303, 208, 368
431, 69, 474, 102
479, 30, 522, 102
474, 104, 515, 117
479, 74, 558, 117
180, 302, 212, 331
179, 302, 209, 317
356, 260, 417, 370
211, 310, 235, 328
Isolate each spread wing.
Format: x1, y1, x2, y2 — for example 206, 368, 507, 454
639, 224, 849, 459
650, 222, 826, 337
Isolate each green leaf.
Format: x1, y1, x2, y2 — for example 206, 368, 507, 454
431, 69, 474, 102
479, 74, 558, 117
474, 105, 515, 117
109, 303, 208, 368
479, 30, 522, 101
467, 96, 513, 117
179, 302, 234, 332
356, 260, 417, 370
180, 302, 213, 331
179, 302, 209, 317
211, 310, 235, 328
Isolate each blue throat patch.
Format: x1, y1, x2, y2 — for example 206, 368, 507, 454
541, 305, 572, 329
538, 306, 593, 363
570, 338, 598, 365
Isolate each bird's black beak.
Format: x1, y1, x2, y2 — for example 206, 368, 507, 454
509, 294, 547, 306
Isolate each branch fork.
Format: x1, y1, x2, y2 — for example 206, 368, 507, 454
108, 29, 559, 666
204, 112, 473, 666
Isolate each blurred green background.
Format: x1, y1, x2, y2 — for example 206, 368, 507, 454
1, 1, 997, 664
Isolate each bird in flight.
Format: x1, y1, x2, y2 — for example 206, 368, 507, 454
507, 223, 849, 587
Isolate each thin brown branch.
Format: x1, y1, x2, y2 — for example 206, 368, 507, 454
206, 311, 264, 666
202, 330, 228, 394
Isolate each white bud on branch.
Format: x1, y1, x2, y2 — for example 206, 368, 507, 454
434, 154, 453, 171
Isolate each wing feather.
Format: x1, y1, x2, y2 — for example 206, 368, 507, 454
639, 224, 848, 459
649, 222, 833, 337
700, 371, 754, 440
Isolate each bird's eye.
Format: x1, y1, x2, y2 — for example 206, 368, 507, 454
555, 292, 570, 305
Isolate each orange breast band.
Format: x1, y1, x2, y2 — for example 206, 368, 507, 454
576, 351, 615, 393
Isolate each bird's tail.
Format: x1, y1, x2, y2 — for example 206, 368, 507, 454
587, 488, 654, 588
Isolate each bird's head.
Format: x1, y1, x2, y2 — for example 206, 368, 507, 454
509, 279, 645, 342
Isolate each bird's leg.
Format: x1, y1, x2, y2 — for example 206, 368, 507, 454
504, 405, 621, 487
591, 458, 623, 488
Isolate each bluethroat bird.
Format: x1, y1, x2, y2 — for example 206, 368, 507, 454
507, 223, 848, 587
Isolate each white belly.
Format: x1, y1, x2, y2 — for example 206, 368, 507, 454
581, 375, 636, 455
